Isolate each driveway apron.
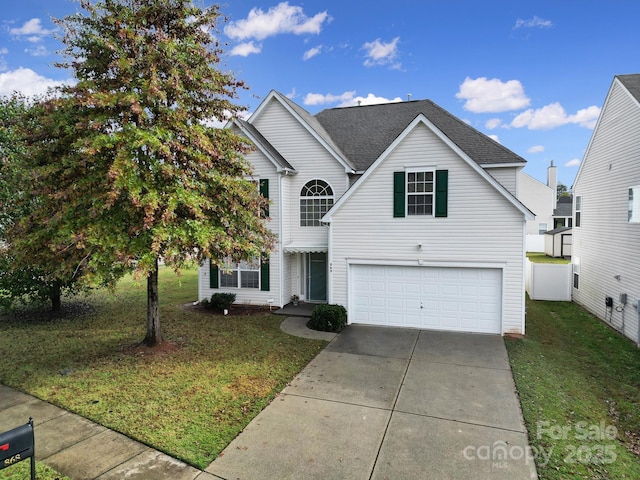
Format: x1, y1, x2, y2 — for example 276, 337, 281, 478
207, 325, 538, 480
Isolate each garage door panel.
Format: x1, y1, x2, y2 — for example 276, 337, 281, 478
351, 265, 502, 334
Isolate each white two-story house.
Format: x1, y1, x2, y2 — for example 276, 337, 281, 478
572, 74, 640, 344
199, 91, 534, 335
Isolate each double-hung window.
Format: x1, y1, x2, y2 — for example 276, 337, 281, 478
574, 195, 582, 227
220, 260, 260, 289
629, 186, 640, 223
394, 169, 448, 218
407, 171, 434, 215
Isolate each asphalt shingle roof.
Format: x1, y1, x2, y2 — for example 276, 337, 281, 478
314, 99, 527, 172
617, 74, 640, 103
553, 196, 573, 217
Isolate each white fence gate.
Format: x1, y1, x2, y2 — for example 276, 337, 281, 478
525, 259, 572, 301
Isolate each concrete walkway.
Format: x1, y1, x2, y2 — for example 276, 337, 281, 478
206, 325, 538, 480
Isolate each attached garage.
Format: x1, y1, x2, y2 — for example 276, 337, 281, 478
350, 264, 502, 334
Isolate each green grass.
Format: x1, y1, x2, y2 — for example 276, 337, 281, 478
0, 267, 327, 470
0, 461, 70, 480
505, 298, 640, 479
527, 252, 571, 264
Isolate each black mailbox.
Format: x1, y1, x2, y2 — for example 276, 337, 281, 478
0, 418, 35, 479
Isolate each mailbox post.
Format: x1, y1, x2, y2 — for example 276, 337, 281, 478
0, 418, 35, 480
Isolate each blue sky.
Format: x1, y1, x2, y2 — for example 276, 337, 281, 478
1, 1, 639, 187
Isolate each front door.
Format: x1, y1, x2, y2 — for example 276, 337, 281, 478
307, 253, 327, 302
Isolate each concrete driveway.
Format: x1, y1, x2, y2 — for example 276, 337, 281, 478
206, 325, 538, 480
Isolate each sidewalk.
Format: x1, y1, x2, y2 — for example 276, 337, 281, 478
0, 384, 218, 480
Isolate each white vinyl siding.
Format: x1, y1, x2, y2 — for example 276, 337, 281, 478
254, 99, 346, 248
517, 171, 555, 236
198, 147, 281, 306
486, 166, 518, 195
329, 123, 526, 335
572, 78, 640, 343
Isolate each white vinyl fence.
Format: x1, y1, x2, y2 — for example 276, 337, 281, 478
525, 259, 572, 301
526, 234, 545, 253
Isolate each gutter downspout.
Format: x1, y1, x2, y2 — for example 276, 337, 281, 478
521, 218, 527, 335
278, 171, 285, 308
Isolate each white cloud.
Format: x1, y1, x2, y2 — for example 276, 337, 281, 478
25, 45, 49, 57
362, 37, 400, 68
347, 93, 403, 107
229, 41, 262, 57
304, 91, 356, 106
303, 45, 322, 60
9, 18, 54, 42
571, 105, 601, 128
303, 91, 402, 107
0, 67, 70, 97
485, 118, 503, 130
285, 88, 297, 99
514, 16, 553, 29
511, 102, 601, 130
202, 110, 251, 129
456, 77, 530, 113
224, 2, 330, 41
565, 159, 581, 167
488, 134, 501, 143
528, 145, 545, 153
0, 48, 7, 72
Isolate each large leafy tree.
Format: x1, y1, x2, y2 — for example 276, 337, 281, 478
0, 95, 85, 311
10, 0, 274, 345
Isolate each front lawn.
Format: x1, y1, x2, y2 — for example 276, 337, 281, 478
0, 268, 327, 469
527, 252, 571, 264
506, 298, 640, 479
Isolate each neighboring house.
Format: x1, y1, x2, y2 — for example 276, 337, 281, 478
199, 91, 534, 335
517, 163, 558, 252
553, 195, 573, 229
572, 74, 640, 344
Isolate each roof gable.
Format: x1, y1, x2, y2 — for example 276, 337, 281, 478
314, 99, 527, 172
323, 114, 534, 222
574, 74, 640, 187
249, 91, 355, 172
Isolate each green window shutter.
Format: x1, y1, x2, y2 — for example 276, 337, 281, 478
393, 171, 405, 218
259, 179, 269, 217
435, 170, 448, 217
260, 256, 270, 291
209, 259, 219, 289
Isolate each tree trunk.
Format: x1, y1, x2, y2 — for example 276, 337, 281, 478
50, 281, 62, 312
144, 259, 161, 346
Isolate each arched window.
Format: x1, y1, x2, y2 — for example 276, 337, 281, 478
300, 179, 334, 226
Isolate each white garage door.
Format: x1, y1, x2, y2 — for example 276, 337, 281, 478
351, 265, 502, 334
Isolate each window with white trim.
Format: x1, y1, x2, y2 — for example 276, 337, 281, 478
629, 186, 640, 223
574, 195, 582, 227
220, 260, 260, 289
538, 223, 548, 235
300, 179, 334, 226
407, 170, 434, 216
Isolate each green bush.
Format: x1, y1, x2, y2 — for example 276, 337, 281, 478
206, 293, 236, 312
308, 304, 347, 332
